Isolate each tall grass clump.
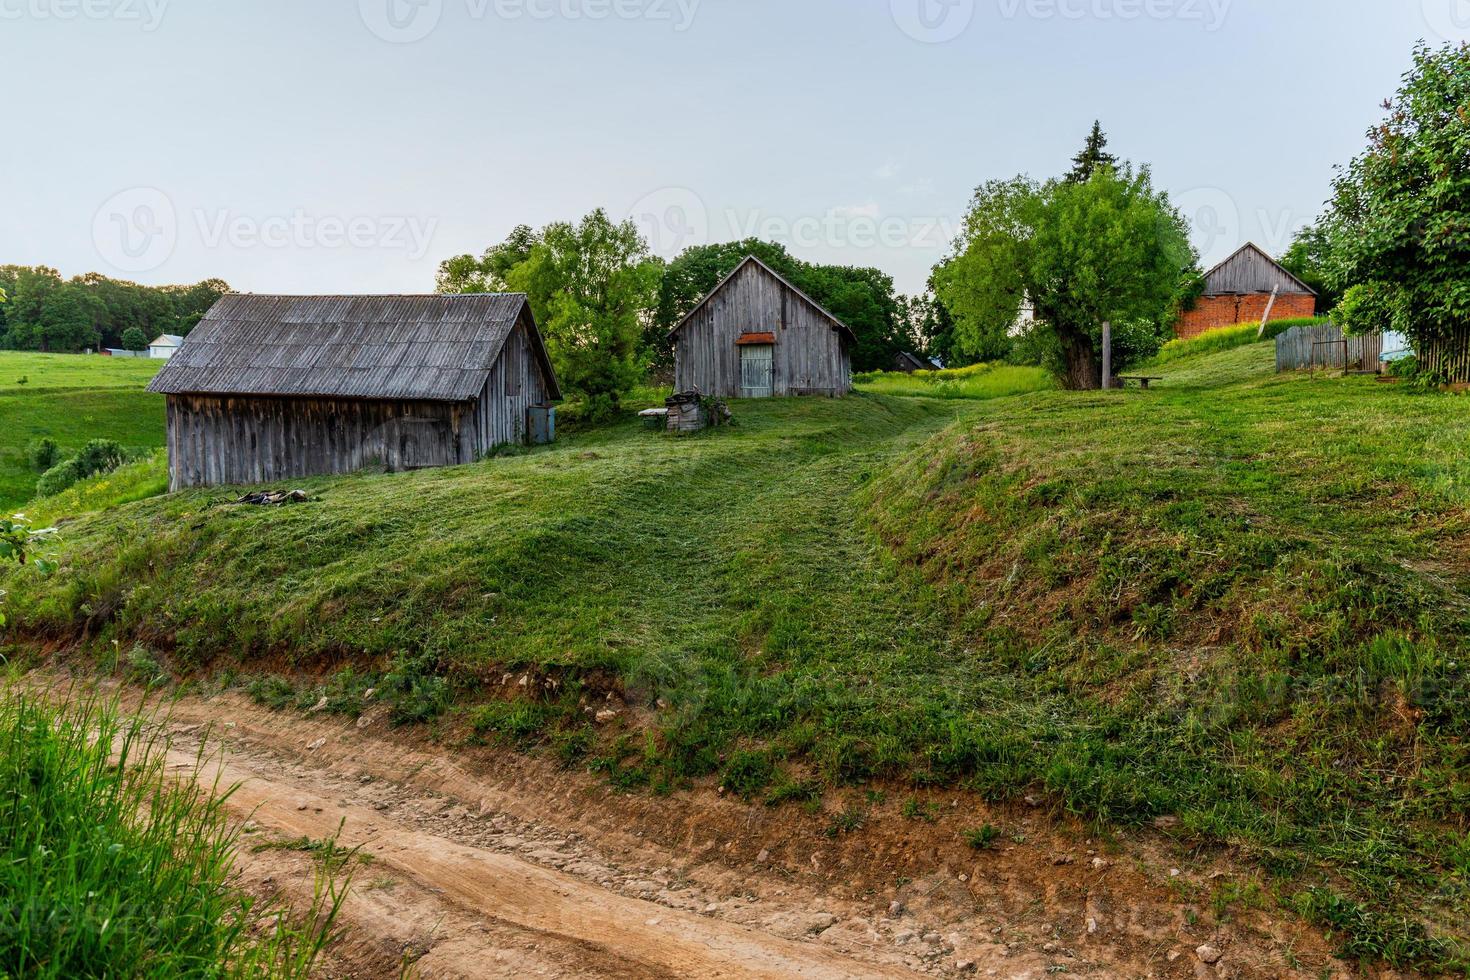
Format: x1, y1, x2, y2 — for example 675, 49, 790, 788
855, 362, 1055, 400
1153, 317, 1331, 365
0, 690, 346, 978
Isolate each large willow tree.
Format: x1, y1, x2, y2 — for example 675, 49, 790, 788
935, 165, 1196, 389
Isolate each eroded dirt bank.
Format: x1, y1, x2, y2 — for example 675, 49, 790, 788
42, 676, 1383, 979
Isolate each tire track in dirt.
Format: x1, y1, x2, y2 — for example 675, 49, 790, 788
170, 735, 921, 979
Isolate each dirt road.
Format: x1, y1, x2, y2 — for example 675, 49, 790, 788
90, 682, 1360, 978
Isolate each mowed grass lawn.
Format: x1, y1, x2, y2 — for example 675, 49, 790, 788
0, 352, 164, 509
5, 343, 1470, 967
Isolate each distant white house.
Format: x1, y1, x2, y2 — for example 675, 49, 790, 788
149, 334, 184, 360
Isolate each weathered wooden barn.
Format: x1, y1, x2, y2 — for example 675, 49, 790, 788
893, 351, 937, 373
1175, 243, 1317, 340
147, 294, 560, 490
669, 256, 854, 398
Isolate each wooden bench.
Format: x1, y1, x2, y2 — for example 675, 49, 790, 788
1115, 376, 1163, 390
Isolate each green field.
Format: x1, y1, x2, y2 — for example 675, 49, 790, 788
0, 352, 165, 510
854, 362, 1057, 400
4, 342, 1470, 968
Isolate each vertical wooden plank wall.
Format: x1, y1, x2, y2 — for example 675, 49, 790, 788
469, 317, 550, 457
166, 395, 463, 490
673, 263, 850, 398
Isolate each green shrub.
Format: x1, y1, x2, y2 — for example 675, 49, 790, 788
963, 824, 1000, 850
75, 439, 129, 477
36, 457, 85, 498
34, 440, 134, 499
26, 438, 60, 473
248, 674, 297, 710
124, 646, 168, 688
721, 750, 776, 799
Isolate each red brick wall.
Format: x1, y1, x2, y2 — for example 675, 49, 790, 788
1174, 293, 1318, 340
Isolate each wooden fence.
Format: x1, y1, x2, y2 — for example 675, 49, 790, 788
1417, 334, 1470, 383
1275, 324, 1384, 373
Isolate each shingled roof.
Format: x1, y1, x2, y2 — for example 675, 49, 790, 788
148, 293, 560, 401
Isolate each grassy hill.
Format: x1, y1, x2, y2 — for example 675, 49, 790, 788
0, 352, 164, 510
3, 343, 1468, 969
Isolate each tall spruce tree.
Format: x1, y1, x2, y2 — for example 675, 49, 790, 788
1067, 121, 1118, 183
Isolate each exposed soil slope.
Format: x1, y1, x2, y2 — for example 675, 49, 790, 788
63, 679, 1368, 979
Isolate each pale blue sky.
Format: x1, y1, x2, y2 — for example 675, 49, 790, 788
1, 0, 1462, 295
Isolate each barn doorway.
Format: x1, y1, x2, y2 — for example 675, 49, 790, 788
740, 344, 774, 398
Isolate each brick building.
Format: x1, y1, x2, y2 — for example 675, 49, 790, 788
1175, 243, 1317, 339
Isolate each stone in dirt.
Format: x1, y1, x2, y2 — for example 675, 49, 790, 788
767, 911, 837, 939
1196, 944, 1223, 964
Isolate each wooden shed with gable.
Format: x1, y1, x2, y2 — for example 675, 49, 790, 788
1174, 243, 1318, 340
669, 256, 854, 398
148, 293, 560, 490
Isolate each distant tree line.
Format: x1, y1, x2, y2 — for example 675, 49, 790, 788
0, 266, 229, 354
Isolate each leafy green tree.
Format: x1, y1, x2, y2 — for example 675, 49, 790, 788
485, 211, 662, 419
1279, 224, 1334, 313
1067, 121, 1118, 184
120, 326, 149, 351
436, 225, 542, 294
935, 165, 1196, 389
1322, 43, 1470, 349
